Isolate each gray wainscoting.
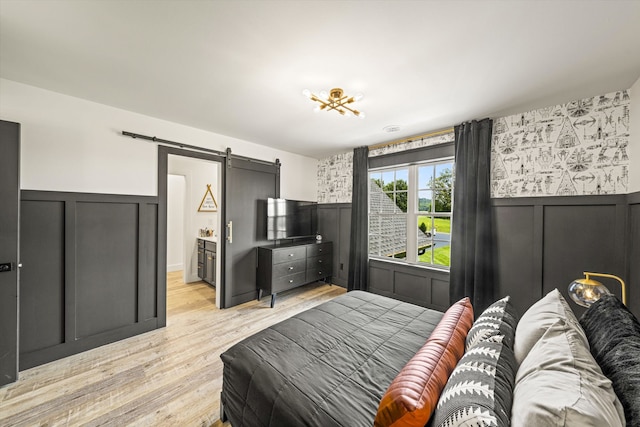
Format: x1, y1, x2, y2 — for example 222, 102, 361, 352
320, 191, 639, 318
368, 259, 450, 311
317, 203, 351, 288
492, 192, 637, 319
19, 191, 159, 369
628, 192, 640, 318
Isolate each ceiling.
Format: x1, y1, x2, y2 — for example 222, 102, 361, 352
1, 0, 640, 159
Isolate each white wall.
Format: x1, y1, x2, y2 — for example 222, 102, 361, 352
630, 76, 640, 193
168, 155, 220, 284
0, 78, 318, 199
167, 174, 186, 272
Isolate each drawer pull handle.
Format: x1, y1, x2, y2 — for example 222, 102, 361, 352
319, 249, 323, 252
318, 271, 322, 275
318, 260, 322, 263
289, 279, 294, 283
288, 267, 294, 270
289, 253, 294, 257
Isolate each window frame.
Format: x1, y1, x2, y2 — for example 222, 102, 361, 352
414, 160, 454, 267
368, 166, 410, 261
367, 142, 455, 271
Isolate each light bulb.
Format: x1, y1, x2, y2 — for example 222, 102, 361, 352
354, 93, 364, 101
302, 89, 311, 98
313, 105, 321, 113
319, 90, 328, 99
358, 111, 366, 119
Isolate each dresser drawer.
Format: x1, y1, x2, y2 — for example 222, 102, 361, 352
272, 271, 306, 293
272, 246, 306, 264
307, 242, 331, 257
307, 254, 332, 269
306, 266, 331, 282
272, 259, 306, 277
204, 241, 216, 252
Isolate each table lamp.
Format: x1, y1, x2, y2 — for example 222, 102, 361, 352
568, 271, 627, 307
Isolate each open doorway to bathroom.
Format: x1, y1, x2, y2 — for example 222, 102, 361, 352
166, 154, 222, 316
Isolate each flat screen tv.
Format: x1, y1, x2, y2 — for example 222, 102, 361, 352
266, 198, 317, 240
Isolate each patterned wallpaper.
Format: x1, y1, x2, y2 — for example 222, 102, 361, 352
317, 89, 632, 203
316, 133, 454, 203
317, 151, 353, 203
492, 89, 630, 197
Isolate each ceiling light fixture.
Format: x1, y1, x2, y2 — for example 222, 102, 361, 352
302, 88, 365, 118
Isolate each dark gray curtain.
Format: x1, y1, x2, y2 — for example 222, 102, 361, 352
450, 119, 495, 314
348, 146, 369, 291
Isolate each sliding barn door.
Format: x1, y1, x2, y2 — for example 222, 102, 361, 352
223, 153, 279, 308
0, 120, 20, 386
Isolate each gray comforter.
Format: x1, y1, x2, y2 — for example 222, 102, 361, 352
220, 290, 444, 427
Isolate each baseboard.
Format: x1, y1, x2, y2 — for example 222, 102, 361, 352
167, 263, 183, 272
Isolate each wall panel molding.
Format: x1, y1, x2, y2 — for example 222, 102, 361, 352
628, 192, 640, 318
364, 191, 638, 318
317, 203, 352, 287
368, 259, 450, 312
19, 191, 159, 369
492, 192, 637, 318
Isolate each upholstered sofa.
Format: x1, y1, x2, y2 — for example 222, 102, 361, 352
220, 289, 640, 427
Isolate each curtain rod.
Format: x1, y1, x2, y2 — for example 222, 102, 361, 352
121, 131, 279, 167
368, 127, 454, 150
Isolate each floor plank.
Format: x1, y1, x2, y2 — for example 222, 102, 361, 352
0, 272, 346, 426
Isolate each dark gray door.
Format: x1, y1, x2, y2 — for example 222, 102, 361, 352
0, 120, 20, 386
223, 155, 279, 308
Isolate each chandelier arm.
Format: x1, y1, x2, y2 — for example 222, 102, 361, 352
310, 95, 327, 105
325, 101, 342, 112
342, 104, 361, 116
334, 95, 351, 106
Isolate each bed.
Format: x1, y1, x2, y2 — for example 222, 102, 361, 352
220, 291, 445, 426
220, 289, 640, 427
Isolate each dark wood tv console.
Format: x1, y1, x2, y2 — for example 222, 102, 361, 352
256, 241, 332, 307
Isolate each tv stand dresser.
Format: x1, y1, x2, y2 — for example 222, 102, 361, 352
256, 240, 332, 307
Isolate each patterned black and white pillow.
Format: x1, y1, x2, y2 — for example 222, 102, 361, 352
431, 341, 517, 427
466, 296, 519, 351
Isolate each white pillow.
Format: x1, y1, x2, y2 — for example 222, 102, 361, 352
511, 318, 625, 427
513, 288, 585, 364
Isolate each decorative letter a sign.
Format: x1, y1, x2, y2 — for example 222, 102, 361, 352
198, 184, 218, 212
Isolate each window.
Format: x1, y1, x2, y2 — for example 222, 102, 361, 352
369, 158, 454, 268
369, 167, 409, 260
416, 162, 453, 267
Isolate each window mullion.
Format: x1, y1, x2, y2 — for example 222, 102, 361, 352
406, 165, 418, 263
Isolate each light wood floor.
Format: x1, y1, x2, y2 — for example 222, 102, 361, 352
0, 272, 346, 426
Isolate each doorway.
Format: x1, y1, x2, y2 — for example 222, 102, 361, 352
158, 145, 280, 313
167, 155, 222, 309
167, 174, 186, 273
